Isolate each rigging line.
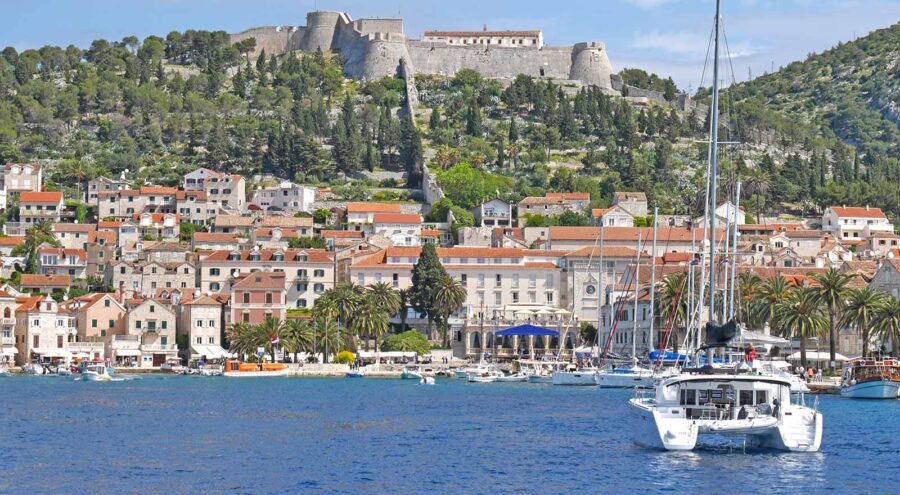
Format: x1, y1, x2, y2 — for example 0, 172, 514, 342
599, 235, 645, 365
698, 19, 717, 92
654, 269, 688, 370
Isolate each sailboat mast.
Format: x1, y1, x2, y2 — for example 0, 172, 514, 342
596, 225, 605, 359
707, 0, 722, 325
728, 181, 742, 321
633, 233, 642, 361
649, 208, 658, 353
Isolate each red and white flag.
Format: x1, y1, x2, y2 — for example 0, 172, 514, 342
270, 334, 280, 345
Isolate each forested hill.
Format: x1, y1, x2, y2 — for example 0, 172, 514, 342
727, 23, 899, 158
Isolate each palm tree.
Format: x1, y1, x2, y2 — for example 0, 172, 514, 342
367, 282, 401, 320
225, 322, 264, 360
351, 301, 389, 353
257, 316, 285, 361
282, 319, 315, 362
840, 288, 887, 358
431, 274, 467, 348
872, 297, 900, 357
743, 167, 771, 223
775, 287, 828, 368
314, 318, 342, 363
735, 273, 762, 328
757, 276, 790, 336
655, 272, 689, 351
331, 282, 364, 349
20, 220, 61, 274
811, 269, 852, 372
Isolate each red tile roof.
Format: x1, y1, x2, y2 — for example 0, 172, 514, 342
830, 206, 887, 219
425, 30, 540, 37
53, 223, 97, 233
20, 274, 71, 287
253, 228, 300, 238
346, 203, 402, 214
98, 221, 124, 229
549, 226, 724, 242
231, 271, 286, 290
20, 191, 62, 203
373, 213, 421, 224
563, 246, 639, 258
139, 186, 178, 195
176, 190, 208, 200
193, 232, 243, 243
132, 213, 180, 224
0, 237, 25, 246
88, 231, 117, 244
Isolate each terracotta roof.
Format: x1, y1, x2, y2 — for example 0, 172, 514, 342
232, 271, 286, 290
738, 223, 804, 232
346, 203, 402, 214
373, 213, 421, 224
201, 249, 333, 263
20, 274, 71, 287
176, 190, 208, 200
546, 192, 590, 200
662, 252, 694, 263
15, 295, 44, 312
53, 223, 97, 233
20, 191, 62, 203
354, 246, 533, 267
182, 294, 224, 306
0, 237, 25, 246
829, 206, 887, 219
193, 232, 243, 243
869, 232, 900, 239
139, 186, 178, 195
144, 242, 187, 252
321, 230, 364, 239
98, 221, 124, 229
591, 208, 609, 217
425, 30, 540, 37
88, 231, 117, 244
420, 230, 441, 236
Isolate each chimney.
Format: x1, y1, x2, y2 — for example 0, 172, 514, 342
865, 205, 870, 211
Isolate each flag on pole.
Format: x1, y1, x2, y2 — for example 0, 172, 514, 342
270, 334, 280, 345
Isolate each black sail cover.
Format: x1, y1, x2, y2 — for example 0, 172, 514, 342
704, 320, 737, 347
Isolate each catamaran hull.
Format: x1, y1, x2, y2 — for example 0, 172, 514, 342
552, 372, 597, 386
840, 379, 900, 399
596, 372, 655, 389
629, 399, 822, 452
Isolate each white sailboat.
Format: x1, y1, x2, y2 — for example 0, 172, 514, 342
629, 0, 823, 452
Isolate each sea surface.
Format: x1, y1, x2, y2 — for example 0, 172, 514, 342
0, 375, 896, 495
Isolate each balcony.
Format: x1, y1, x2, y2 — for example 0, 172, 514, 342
1, 317, 16, 326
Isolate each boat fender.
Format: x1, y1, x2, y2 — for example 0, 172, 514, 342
849, 379, 857, 386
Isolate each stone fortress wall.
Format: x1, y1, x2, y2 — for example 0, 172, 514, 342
229, 10, 616, 92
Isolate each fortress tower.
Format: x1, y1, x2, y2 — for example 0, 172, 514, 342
569, 42, 615, 91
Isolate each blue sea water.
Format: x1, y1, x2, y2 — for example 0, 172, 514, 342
0, 375, 897, 495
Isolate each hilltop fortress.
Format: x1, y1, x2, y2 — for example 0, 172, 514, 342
230, 11, 616, 91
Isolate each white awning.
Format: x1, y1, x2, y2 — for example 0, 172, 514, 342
192, 345, 231, 359
115, 349, 142, 357
786, 351, 849, 362
1, 346, 18, 356
40, 349, 71, 358
357, 351, 417, 358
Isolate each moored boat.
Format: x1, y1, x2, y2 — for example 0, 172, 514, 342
596, 366, 655, 388
80, 363, 114, 381
467, 369, 504, 383
840, 358, 900, 399
346, 368, 367, 378
222, 360, 288, 377
552, 365, 598, 386
630, 371, 822, 452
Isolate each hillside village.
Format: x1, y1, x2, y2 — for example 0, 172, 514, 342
0, 157, 898, 368
0, 12, 898, 370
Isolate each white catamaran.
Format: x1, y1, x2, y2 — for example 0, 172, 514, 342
629, 0, 823, 452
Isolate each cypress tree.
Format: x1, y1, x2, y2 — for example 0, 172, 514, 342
399, 113, 423, 180
409, 243, 449, 336
465, 100, 483, 137
508, 116, 519, 142
429, 106, 441, 132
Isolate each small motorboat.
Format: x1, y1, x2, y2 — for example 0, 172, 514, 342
401, 365, 433, 380
595, 366, 655, 389
199, 366, 223, 376
467, 369, 504, 383
346, 368, 367, 378
21, 363, 41, 375
160, 358, 187, 374
420, 376, 435, 385
495, 373, 528, 383
80, 363, 114, 381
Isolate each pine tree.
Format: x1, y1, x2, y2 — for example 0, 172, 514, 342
256, 50, 268, 86
409, 243, 449, 336
508, 116, 519, 142
429, 106, 441, 132
465, 100, 483, 137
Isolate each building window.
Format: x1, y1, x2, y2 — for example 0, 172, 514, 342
210, 282, 220, 291
108, 319, 115, 328
314, 283, 324, 293
546, 293, 554, 304
242, 293, 250, 304
266, 293, 273, 304
92, 319, 97, 328
135, 320, 142, 329
314, 269, 325, 278
512, 292, 519, 303
495, 274, 502, 288
197, 320, 204, 328
208, 320, 215, 327
297, 299, 307, 308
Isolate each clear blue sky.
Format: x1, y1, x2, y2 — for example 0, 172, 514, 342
4, 0, 897, 89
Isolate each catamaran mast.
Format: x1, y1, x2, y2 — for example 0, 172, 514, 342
632, 233, 642, 363
728, 180, 742, 321
707, 0, 722, 328
596, 225, 605, 363
649, 208, 658, 355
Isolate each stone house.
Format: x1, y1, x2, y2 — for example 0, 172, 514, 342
87, 176, 130, 206
66, 293, 128, 342
870, 259, 900, 299
229, 272, 287, 325
183, 168, 246, 211
19, 274, 71, 295
372, 213, 422, 246
472, 198, 514, 228
126, 298, 178, 367
86, 231, 116, 281
13, 192, 64, 236
0, 290, 17, 364
14, 296, 77, 365
866, 232, 900, 259
178, 293, 229, 360
822, 206, 894, 241
37, 247, 88, 280
517, 196, 579, 221
176, 190, 217, 225
591, 205, 634, 227
2, 162, 42, 195
612, 192, 648, 217
53, 223, 97, 250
